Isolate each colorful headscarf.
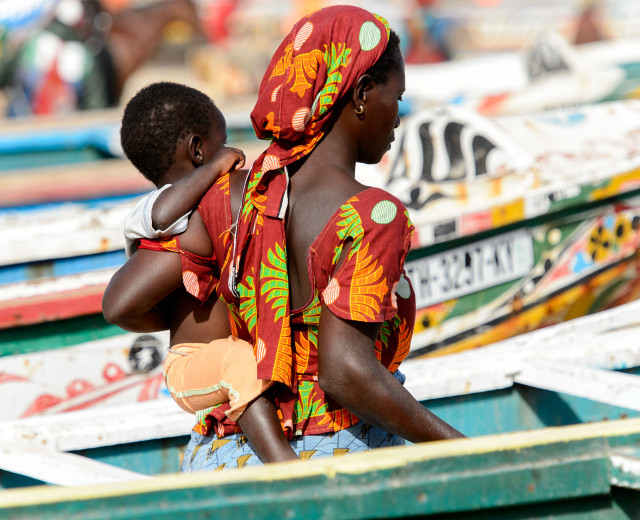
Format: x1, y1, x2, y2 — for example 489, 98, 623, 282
230, 6, 391, 390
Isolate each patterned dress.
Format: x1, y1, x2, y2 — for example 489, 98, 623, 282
181, 179, 416, 471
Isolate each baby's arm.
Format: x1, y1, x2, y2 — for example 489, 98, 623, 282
152, 147, 245, 232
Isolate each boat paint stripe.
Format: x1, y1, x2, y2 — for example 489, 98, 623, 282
1, 417, 639, 507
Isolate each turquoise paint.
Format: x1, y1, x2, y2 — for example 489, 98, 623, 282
0, 472, 45, 491
72, 437, 190, 477
0, 314, 125, 357
423, 380, 640, 438
0, 149, 108, 171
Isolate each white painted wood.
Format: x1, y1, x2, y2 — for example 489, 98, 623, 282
403, 298, 640, 401
0, 441, 150, 486
0, 331, 170, 421
0, 268, 116, 302
514, 362, 640, 411
405, 35, 640, 108
611, 455, 640, 490
0, 400, 194, 452
1, 200, 136, 266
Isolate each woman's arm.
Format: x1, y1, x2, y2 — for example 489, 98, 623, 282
317, 307, 465, 443
151, 147, 244, 231
102, 248, 182, 331
103, 211, 214, 331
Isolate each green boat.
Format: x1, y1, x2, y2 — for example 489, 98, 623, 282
2, 419, 640, 519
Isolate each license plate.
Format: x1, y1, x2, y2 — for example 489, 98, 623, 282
405, 229, 534, 308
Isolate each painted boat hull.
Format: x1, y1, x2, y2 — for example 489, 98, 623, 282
6, 101, 640, 365
0, 331, 170, 421
3, 420, 640, 519
3, 302, 640, 516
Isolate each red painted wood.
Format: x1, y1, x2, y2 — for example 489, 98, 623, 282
0, 162, 153, 207
0, 285, 106, 328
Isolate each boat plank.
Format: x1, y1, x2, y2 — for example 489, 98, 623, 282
403, 298, 640, 401
0, 400, 191, 452
1, 419, 639, 519
0, 160, 152, 207
0, 442, 149, 487
515, 362, 640, 412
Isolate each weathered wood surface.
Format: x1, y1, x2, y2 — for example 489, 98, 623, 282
0, 442, 149, 486
0, 399, 190, 453
0, 268, 115, 328
402, 297, 640, 400
405, 33, 640, 114
2, 419, 640, 519
2, 199, 136, 266
0, 160, 153, 207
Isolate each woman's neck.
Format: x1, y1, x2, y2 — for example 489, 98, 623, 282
291, 125, 358, 185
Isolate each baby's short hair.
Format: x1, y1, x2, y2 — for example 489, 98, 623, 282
120, 82, 222, 185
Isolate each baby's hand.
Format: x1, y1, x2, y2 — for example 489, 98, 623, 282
210, 147, 245, 174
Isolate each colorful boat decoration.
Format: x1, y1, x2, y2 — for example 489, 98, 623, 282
2, 301, 640, 518
0, 330, 170, 421
6, 100, 640, 367
357, 99, 640, 356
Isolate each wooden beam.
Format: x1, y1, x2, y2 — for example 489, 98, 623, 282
514, 361, 640, 411
403, 298, 640, 401
3, 201, 133, 266
0, 400, 193, 452
0, 161, 152, 207
0, 270, 115, 328
1, 419, 639, 519
0, 442, 149, 486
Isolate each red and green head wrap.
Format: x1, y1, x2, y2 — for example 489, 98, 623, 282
230, 6, 392, 398
251, 5, 391, 169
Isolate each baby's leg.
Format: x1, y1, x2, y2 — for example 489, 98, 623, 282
238, 395, 298, 463
164, 337, 268, 414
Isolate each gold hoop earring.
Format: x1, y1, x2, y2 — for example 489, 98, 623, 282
355, 105, 364, 115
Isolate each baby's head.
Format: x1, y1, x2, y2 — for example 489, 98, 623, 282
120, 82, 225, 186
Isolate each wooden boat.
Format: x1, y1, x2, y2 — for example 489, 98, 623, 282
5, 99, 640, 367
406, 32, 640, 116
2, 300, 640, 518
0, 330, 170, 421
358, 99, 640, 357
425, 0, 640, 58
3, 419, 640, 519
0, 107, 261, 207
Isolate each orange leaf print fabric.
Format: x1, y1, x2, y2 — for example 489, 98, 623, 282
347, 242, 389, 320
321, 189, 414, 323
283, 188, 416, 437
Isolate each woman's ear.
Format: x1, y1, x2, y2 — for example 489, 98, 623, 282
352, 73, 374, 111
188, 135, 205, 166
